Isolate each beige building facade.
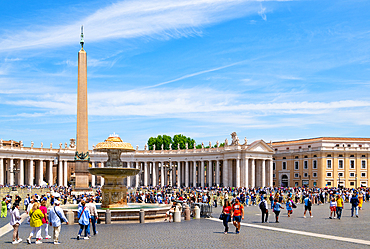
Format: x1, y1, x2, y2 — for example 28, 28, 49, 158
271, 137, 370, 188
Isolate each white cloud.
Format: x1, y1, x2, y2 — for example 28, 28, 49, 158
0, 0, 279, 52
258, 4, 267, 21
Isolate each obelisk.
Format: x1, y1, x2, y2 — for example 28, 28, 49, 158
74, 25, 90, 192
77, 25, 88, 155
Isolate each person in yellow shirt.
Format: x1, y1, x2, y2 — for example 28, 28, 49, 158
336, 195, 344, 220
358, 194, 364, 210
27, 202, 44, 245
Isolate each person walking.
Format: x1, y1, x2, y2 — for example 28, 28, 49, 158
77, 200, 91, 240
336, 194, 344, 220
350, 193, 359, 218
49, 200, 69, 245
231, 197, 244, 234
286, 198, 293, 217
259, 196, 268, 223
40, 199, 51, 239
27, 202, 44, 244
329, 197, 337, 219
1, 198, 7, 218
222, 200, 232, 234
303, 195, 313, 218
273, 199, 284, 223
10, 202, 22, 244
86, 198, 98, 236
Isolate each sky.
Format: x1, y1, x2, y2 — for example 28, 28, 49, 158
0, 0, 369, 149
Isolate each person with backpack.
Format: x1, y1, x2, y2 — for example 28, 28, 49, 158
303, 195, 313, 218
286, 197, 293, 217
272, 199, 284, 223
77, 200, 91, 240
350, 193, 359, 218
259, 196, 268, 223
49, 200, 68, 245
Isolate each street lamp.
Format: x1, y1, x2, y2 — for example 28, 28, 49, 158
338, 173, 341, 189
355, 173, 358, 189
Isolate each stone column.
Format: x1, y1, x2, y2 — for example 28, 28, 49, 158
135, 162, 139, 188
160, 162, 164, 187
201, 161, 205, 188
193, 161, 197, 187
63, 161, 68, 187
269, 159, 273, 187
37, 160, 43, 186
177, 161, 181, 187
91, 161, 96, 187
236, 158, 240, 188
58, 160, 63, 186
215, 160, 220, 186
48, 160, 53, 186
19, 159, 24, 186
29, 160, 34, 186
0, 158, 3, 185
185, 161, 189, 187
244, 158, 249, 188
223, 159, 228, 187
251, 159, 255, 188
126, 162, 131, 188
261, 160, 266, 187
208, 161, 213, 187
144, 162, 148, 186
152, 162, 156, 186
9, 158, 14, 185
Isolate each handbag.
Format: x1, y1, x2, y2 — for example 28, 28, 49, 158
219, 213, 224, 220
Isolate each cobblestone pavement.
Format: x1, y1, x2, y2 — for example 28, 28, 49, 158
1, 202, 369, 248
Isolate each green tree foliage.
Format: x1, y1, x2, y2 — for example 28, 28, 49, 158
147, 134, 195, 150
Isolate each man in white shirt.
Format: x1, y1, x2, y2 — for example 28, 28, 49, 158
86, 198, 98, 236
49, 200, 68, 245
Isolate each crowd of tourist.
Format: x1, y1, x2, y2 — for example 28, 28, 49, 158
0, 184, 369, 242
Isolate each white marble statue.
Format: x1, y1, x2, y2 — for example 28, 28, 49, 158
153, 144, 156, 150
136, 145, 139, 150
230, 132, 240, 146
40, 142, 43, 149
59, 143, 62, 149
201, 142, 204, 149
50, 143, 53, 149
31, 141, 34, 149
216, 140, 219, 148
185, 143, 188, 149
177, 144, 180, 150
161, 144, 164, 150
209, 141, 212, 148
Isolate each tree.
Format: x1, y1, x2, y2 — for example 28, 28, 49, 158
147, 134, 195, 150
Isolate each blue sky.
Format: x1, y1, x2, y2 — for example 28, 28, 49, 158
0, 0, 369, 149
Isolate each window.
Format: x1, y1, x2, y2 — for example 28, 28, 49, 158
350, 172, 355, 177
304, 155, 308, 158
304, 173, 308, 178
350, 155, 355, 157
350, 160, 355, 169
362, 155, 366, 158
295, 156, 299, 159
313, 155, 317, 157
304, 161, 308, 169
313, 182, 317, 187
327, 172, 332, 177
294, 173, 299, 178
339, 154, 343, 157
361, 172, 366, 178
273, 162, 276, 170
338, 172, 344, 177
273, 174, 276, 178
282, 162, 287, 170
327, 159, 332, 169
283, 157, 286, 159
313, 172, 317, 177
308, 145, 311, 148
286, 147, 289, 150
348, 144, 351, 147
350, 182, 354, 186
362, 160, 366, 169
327, 182, 332, 186
327, 154, 332, 157
313, 160, 317, 169
295, 182, 299, 186
294, 161, 299, 170
338, 160, 344, 169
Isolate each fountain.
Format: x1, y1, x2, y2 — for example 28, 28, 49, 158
88, 133, 140, 208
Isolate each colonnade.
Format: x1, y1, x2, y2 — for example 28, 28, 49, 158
0, 157, 69, 187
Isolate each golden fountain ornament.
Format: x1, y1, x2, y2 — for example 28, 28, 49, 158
89, 133, 140, 208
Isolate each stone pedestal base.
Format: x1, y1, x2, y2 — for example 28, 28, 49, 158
74, 161, 90, 191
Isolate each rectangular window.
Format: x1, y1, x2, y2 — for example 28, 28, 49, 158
361, 172, 366, 178
294, 161, 299, 170
313, 160, 317, 169
294, 173, 299, 178
338, 160, 344, 169
327, 182, 332, 186
295, 182, 299, 187
350, 160, 355, 169
304, 161, 308, 169
338, 172, 344, 177
304, 173, 308, 178
273, 162, 276, 170
350, 182, 354, 186
350, 172, 355, 177
362, 160, 366, 169
327, 172, 332, 177
313, 182, 317, 187
313, 172, 317, 177
282, 162, 287, 170
273, 174, 276, 178
327, 159, 332, 169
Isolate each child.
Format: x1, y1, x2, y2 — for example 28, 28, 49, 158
329, 198, 337, 219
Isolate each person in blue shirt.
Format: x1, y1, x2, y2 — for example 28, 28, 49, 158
273, 199, 284, 223
77, 200, 91, 240
350, 193, 359, 218
49, 200, 68, 245
286, 198, 293, 217
303, 195, 313, 218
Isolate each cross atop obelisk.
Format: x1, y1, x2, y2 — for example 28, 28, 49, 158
76, 25, 89, 160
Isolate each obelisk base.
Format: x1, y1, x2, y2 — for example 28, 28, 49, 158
73, 161, 91, 192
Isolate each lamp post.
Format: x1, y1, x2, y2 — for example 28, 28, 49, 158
168, 158, 172, 187
338, 173, 341, 189
355, 173, 357, 189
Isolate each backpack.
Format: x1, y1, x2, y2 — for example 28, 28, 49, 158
259, 201, 266, 210
307, 198, 312, 207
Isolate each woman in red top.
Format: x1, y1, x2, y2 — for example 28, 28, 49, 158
222, 200, 232, 234
40, 199, 51, 239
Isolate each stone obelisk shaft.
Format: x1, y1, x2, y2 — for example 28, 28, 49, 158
77, 48, 88, 153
